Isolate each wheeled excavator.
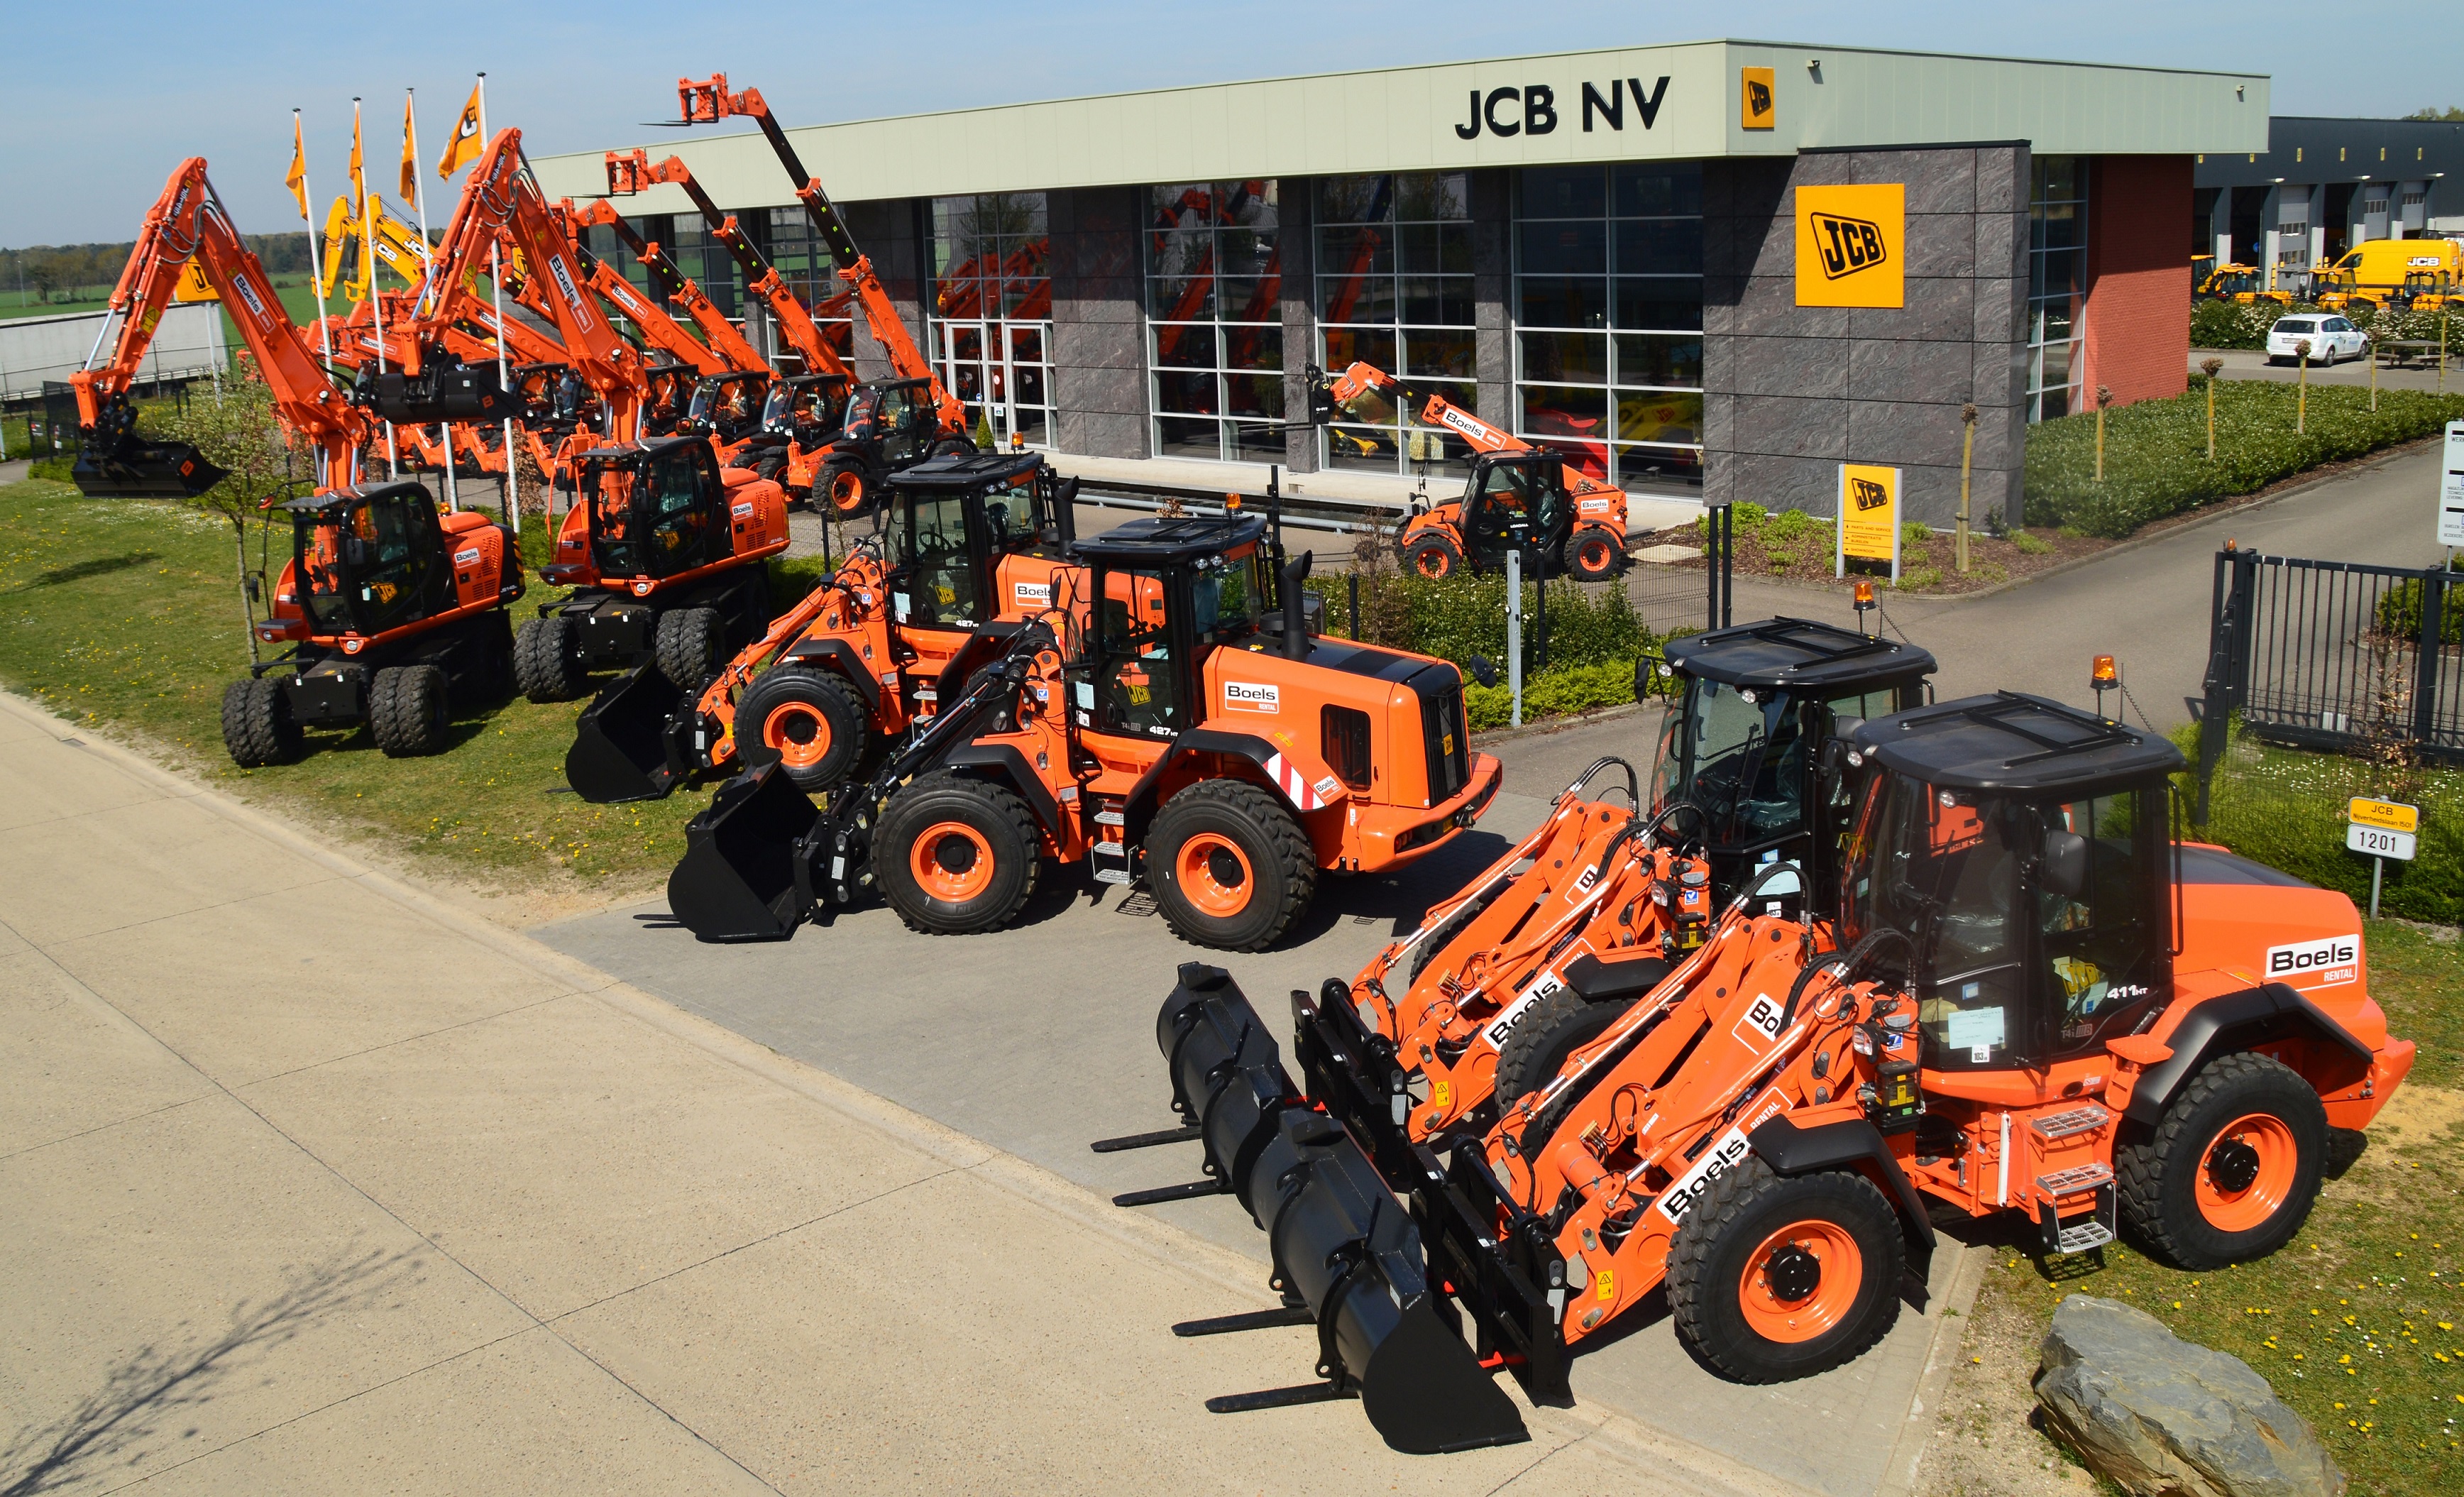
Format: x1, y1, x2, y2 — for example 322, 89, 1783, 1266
68, 158, 524, 766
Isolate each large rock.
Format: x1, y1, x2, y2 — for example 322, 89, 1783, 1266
2034, 1295, 2342, 1497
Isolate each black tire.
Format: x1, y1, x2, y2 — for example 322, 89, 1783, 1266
220, 676, 302, 768
1404, 532, 1463, 580
734, 666, 871, 794
874, 772, 1042, 935
368, 664, 450, 757
2116, 1051, 2326, 1271
1490, 968, 1666, 1108
654, 606, 725, 691
820, 459, 873, 517
1147, 779, 1316, 953
1666, 1158, 1905, 1383
1565, 525, 1624, 581
930, 437, 975, 458
514, 615, 588, 702
466, 614, 516, 706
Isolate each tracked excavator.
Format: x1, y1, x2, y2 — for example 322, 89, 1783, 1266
67, 158, 524, 766
1123, 691, 2414, 1453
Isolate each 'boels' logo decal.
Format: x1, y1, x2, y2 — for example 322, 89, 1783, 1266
2266, 934, 2360, 987
1810, 213, 1888, 281
1223, 681, 1280, 713
1849, 475, 1891, 512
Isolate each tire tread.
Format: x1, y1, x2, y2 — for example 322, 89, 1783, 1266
1150, 778, 1316, 953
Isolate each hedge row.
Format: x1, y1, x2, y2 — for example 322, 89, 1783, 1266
2191, 297, 2458, 353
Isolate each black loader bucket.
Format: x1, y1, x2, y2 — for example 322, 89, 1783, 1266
70, 439, 228, 499
1143, 966, 1529, 1455
664, 764, 819, 941
566, 665, 689, 804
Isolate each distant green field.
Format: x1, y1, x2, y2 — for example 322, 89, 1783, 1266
2, 276, 343, 346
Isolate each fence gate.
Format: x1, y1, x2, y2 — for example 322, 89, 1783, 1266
2196, 544, 2462, 814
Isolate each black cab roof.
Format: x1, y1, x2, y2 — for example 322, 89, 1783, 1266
889, 451, 1049, 493
277, 479, 434, 515
1070, 512, 1270, 565
1666, 616, 1937, 693
574, 434, 710, 466
1852, 691, 2184, 794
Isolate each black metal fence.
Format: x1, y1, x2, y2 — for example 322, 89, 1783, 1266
2196, 544, 2463, 811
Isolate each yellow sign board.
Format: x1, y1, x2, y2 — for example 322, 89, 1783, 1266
1837, 464, 1901, 578
170, 261, 217, 303
2348, 797, 2419, 833
1740, 67, 1776, 130
1795, 184, 1905, 309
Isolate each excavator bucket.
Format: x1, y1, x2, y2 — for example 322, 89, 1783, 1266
1148, 967, 1528, 1455
664, 762, 819, 941
70, 439, 227, 499
566, 665, 690, 804
363, 366, 515, 425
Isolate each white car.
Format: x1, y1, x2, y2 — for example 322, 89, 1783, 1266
2266, 315, 2370, 365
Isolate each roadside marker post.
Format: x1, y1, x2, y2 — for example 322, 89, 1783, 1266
2438, 420, 2464, 552
2346, 796, 2419, 919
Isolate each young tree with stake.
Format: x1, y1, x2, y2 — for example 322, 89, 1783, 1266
156, 355, 309, 664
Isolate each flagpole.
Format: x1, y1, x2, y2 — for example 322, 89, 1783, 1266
296, 109, 335, 374
404, 88, 456, 512
476, 72, 524, 537
356, 98, 397, 477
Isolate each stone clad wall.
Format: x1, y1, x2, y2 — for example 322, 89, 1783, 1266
1702, 146, 2031, 527
837, 200, 927, 384
1047, 186, 1150, 460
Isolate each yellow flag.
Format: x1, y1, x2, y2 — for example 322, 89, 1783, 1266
436, 80, 484, 180
285, 116, 309, 221
400, 93, 418, 202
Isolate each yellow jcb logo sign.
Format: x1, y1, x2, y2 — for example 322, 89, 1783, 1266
1812, 214, 1888, 280
1740, 67, 1775, 130
1849, 476, 1890, 511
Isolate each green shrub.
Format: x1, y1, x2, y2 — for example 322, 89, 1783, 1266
2025, 383, 2464, 537
1463, 658, 1639, 732
2011, 530, 2052, 556
28, 456, 76, 483
1900, 519, 1932, 549
2374, 557, 2464, 644
2190, 297, 2275, 350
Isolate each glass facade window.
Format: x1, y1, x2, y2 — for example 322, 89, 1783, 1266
1313, 173, 1476, 473
928, 194, 1053, 448
1145, 180, 1282, 463
1512, 163, 1704, 496
2028, 158, 2087, 423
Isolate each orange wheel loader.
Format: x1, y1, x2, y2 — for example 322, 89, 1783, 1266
665, 507, 1501, 951
1126, 692, 2411, 1452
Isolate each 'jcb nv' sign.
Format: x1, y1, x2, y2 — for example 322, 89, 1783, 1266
1795, 185, 1905, 309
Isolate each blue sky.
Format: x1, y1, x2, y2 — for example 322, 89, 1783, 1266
2, 1, 2448, 247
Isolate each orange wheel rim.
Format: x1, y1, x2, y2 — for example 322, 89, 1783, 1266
1416, 549, 1448, 578
909, 821, 996, 902
830, 471, 867, 512
1580, 538, 1613, 571
1177, 833, 1254, 917
2195, 1112, 2298, 1234
1737, 1218, 1863, 1344
761, 701, 831, 770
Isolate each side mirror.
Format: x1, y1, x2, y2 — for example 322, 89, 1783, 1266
1817, 732, 1861, 786
2041, 829, 2089, 899
1467, 654, 1499, 689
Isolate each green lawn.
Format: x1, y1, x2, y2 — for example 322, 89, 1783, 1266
0, 473, 808, 894
1976, 921, 2464, 1497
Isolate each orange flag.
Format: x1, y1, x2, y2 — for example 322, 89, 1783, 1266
436, 79, 484, 180
400, 93, 419, 201
285, 115, 309, 221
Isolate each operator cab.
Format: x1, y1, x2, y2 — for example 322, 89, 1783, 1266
571, 437, 733, 583
760, 373, 853, 445
281, 481, 451, 640
683, 371, 772, 445
1649, 617, 1936, 896
842, 377, 945, 467
1844, 693, 2184, 1073
1453, 453, 1572, 569
882, 451, 1077, 632
1067, 515, 1278, 740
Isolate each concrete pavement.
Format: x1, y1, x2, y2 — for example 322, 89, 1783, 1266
0, 689, 1813, 1496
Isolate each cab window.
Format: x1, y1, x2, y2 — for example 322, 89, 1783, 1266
2037, 790, 2162, 1053
645, 447, 715, 568
980, 485, 1040, 552
899, 493, 981, 627
1188, 546, 1267, 646
1846, 776, 2028, 1070
1095, 568, 1179, 737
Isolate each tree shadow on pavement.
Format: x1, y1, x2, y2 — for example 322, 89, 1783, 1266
0, 1244, 424, 1496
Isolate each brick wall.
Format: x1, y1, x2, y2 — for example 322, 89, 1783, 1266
1703, 146, 2031, 528
2080, 155, 2192, 410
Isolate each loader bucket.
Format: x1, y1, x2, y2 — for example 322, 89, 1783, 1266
1253, 1108, 1528, 1454
664, 764, 819, 941
566, 665, 688, 804
1155, 965, 1303, 1222
70, 439, 228, 499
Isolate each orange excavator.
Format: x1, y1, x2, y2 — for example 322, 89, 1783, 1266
1129, 693, 2414, 1453
676, 75, 974, 513
1312, 361, 1629, 580
69, 158, 524, 766
375, 127, 790, 703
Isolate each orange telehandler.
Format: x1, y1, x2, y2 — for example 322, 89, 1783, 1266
1312, 361, 1630, 580
666, 476, 1502, 952
1129, 692, 2413, 1452
676, 75, 977, 514
69, 159, 524, 766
